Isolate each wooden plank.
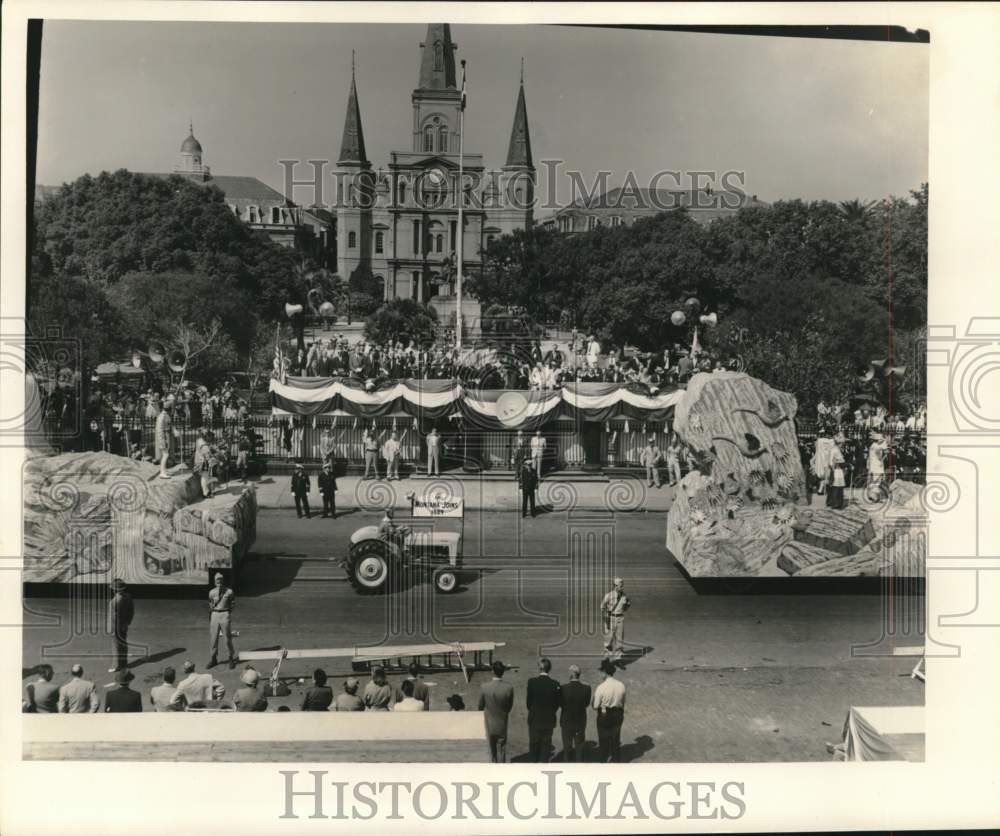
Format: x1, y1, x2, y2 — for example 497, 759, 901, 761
777, 541, 842, 575
241, 641, 503, 662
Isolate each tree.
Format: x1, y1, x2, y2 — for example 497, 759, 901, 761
32, 169, 300, 324
364, 299, 439, 346
347, 264, 383, 321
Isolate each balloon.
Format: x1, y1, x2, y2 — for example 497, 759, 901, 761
670, 310, 686, 326
319, 301, 335, 316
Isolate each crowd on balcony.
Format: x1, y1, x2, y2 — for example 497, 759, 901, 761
290, 333, 737, 394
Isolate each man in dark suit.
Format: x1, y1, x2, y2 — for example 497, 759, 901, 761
104, 669, 142, 713
477, 660, 515, 763
107, 578, 134, 674
520, 459, 538, 518
559, 664, 592, 762
318, 461, 337, 518
291, 462, 311, 519
526, 657, 562, 762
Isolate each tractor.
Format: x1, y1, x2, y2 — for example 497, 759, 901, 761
345, 495, 465, 595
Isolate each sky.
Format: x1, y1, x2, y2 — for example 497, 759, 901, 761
35, 20, 929, 211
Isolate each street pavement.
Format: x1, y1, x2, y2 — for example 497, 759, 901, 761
21, 508, 924, 762
239, 471, 675, 513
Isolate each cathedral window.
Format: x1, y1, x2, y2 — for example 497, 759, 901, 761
438, 127, 448, 152
434, 41, 443, 71
348, 231, 357, 249
375, 231, 384, 253
450, 221, 457, 251
271, 206, 281, 224
435, 234, 443, 253
398, 181, 407, 205
413, 221, 421, 254
423, 127, 434, 152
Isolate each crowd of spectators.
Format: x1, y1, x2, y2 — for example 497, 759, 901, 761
814, 399, 926, 433
288, 332, 737, 396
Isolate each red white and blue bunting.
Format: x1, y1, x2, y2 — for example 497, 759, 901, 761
270, 377, 683, 429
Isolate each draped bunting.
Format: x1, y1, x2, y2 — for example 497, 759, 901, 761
270, 377, 681, 427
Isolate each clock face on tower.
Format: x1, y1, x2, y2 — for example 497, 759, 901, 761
420, 167, 449, 209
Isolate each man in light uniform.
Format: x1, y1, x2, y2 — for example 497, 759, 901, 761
155, 395, 174, 478
601, 577, 631, 662
530, 430, 546, 477
426, 427, 440, 475
208, 572, 236, 669
383, 431, 401, 481
591, 659, 627, 762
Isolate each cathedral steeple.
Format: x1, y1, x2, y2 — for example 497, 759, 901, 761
338, 52, 368, 166
504, 68, 533, 169
418, 24, 457, 90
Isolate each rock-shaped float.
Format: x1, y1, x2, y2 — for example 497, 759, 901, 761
665, 372, 925, 578
23, 451, 256, 584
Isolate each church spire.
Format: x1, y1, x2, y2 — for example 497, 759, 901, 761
418, 24, 457, 90
505, 70, 533, 169
338, 52, 368, 165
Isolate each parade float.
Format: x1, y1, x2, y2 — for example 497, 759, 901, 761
665, 372, 926, 578
23, 451, 256, 585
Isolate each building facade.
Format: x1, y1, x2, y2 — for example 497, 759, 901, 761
335, 24, 535, 307
168, 124, 336, 268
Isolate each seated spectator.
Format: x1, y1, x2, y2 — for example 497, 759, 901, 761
58, 664, 100, 713
234, 667, 269, 712
171, 660, 215, 710
446, 694, 466, 711
24, 664, 59, 713
391, 678, 425, 712
333, 677, 365, 711
150, 666, 180, 712
301, 668, 334, 711
277, 705, 291, 712
105, 669, 142, 713
362, 667, 393, 711
393, 662, 430, 710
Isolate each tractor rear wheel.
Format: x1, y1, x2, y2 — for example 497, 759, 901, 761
346, 539, 394, 594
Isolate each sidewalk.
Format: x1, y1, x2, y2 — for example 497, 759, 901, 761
243, 472, 676, 513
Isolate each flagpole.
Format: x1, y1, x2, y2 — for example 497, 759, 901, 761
456, 59, 466, 353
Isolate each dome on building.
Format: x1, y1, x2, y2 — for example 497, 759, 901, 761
180, 123, 202, 154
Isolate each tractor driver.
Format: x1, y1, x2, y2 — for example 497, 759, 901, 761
378, 508, 408, 551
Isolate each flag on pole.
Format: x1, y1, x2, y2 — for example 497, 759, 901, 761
460, 60, 467, 111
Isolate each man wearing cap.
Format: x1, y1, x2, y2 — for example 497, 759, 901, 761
318, 461, 338, 518
58, 665, 100, 713
559, 664, 592, 762
333, 678, 365, 711
155, 395, 174, 478
592, 659, 627, 762
640, 436, 662, 489
208, 572, 236, 669
291, 462, 312, 519
171, 661, 215, 709
105, 669, 142, 713
234, 667, 268, 712
478, 660, 515, 763
107, 578, 134, 674
601, 577, 631, 663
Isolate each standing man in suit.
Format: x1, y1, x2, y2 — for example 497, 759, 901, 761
107, 578, 134, 674
526, 657, 562, 762
208, 572, 237, 670
104, 669, 142, 712
24, 664, 60, 713
559, 664, 592, 762
426, 427, 441, 475
510, 430, 528, 471
520, 459, 538, 519
640, 436, 662, 489
318, 461, 337, 518
478, 660, 515, 763
291, 462, 311, 519
383, 431, 401, 481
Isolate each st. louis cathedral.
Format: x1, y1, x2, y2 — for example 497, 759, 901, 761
335, 23, 535, 312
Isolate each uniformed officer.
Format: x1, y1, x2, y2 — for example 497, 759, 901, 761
208, 572, 236, 670
426, 427, 441, 475
601, 577, 631, 663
